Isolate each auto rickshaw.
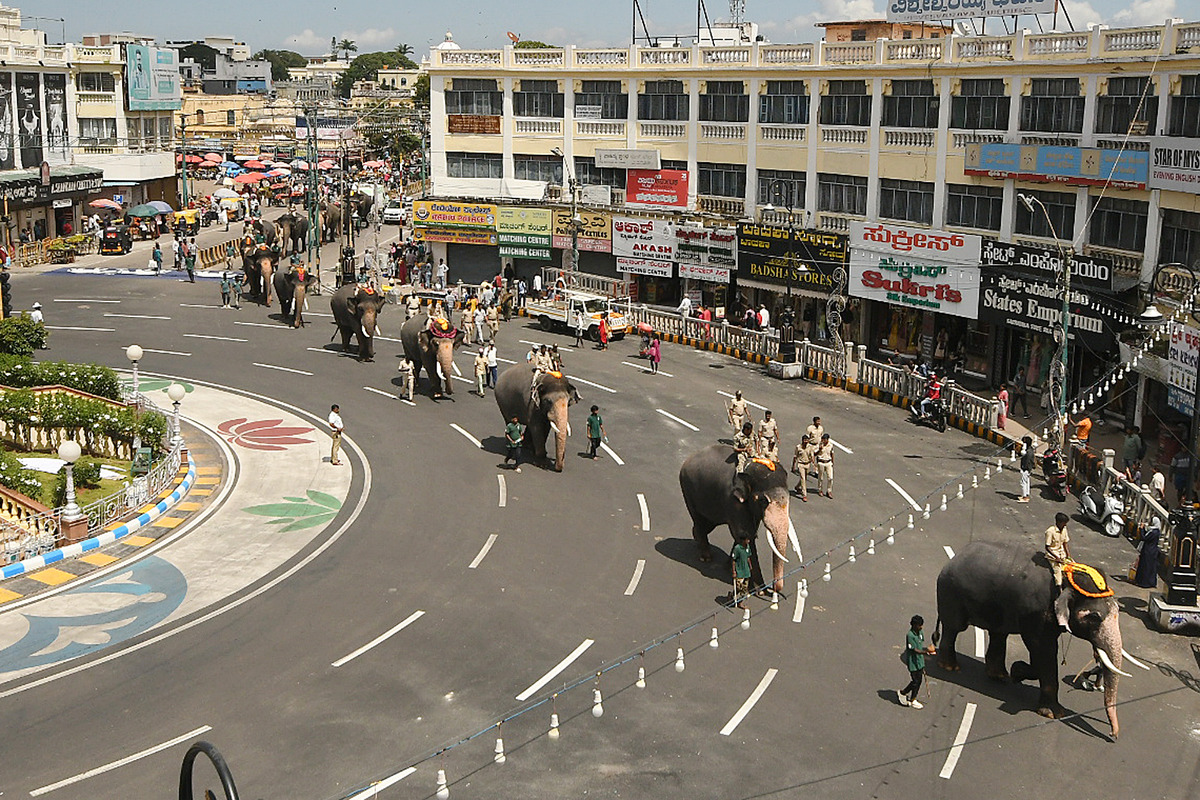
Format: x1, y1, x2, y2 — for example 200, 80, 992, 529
173, 208, 201, 236
99, 225, 133, 255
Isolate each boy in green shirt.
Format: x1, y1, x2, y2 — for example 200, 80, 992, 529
899, 614, 936, 709
504, 416, 524, 473
586, 405, 606, 459
730, 533, 752, 610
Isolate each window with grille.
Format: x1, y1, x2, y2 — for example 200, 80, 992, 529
946, 184, 1003, 231
226, 110, 236, 125
951, 78, 1008, 130
817, 173, 868, 216
638, 79, 689, 121
699, 162, 746, 197
883, 80, 938, 128
1089, 197, 1148, 252
759, 80, 809, 124
76, 72, 115, 92
78, 117, 117, 144
513, 154, 562, 183
576, 80, 628, 119
819, 80, 871, 127
574, 157, 627, 189
757, 170, 806, 208
514, 79, 564, 118
158, 115, 172, 142
446, 78, 503, 116
1020, 78, 1084, 133
1096, 77, 1156, 135
1160, 209, 1200, 267
1014, 189, 1076, 239
447, 151, 502, 179
700, 80, 748, 122
1168, 75, 1200, 137
880, 179, 934, 225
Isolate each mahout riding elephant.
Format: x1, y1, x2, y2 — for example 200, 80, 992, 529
330, 283, 385, 361
934, 540, 1146, 739
400, 312, 465, 399
494, 365, 580, 472
275, 211, 311, 256
679, 445, 798, 596
273, 264, 318, 327
276, 212, 294, 254
250, 217, 278, 249
241, 242, 278, 306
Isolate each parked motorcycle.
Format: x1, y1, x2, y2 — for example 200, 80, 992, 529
1079, 484, 1126, 537
1042, 448, 1068, 501
909, 397, 948, 433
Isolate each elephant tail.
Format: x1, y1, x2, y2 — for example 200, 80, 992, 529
931, 617, 942, 648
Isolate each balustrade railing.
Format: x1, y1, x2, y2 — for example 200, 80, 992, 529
760, 124, 806, 143
821, 126, 868, 145
883, 129, 935, 148
621, 305, 780, 359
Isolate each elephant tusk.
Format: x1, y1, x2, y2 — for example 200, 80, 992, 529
361, 326, 371, 340
787, 518, 803, 561
375, 322, 383, 335
549, 421, 559, 434
566, 422, 571, 437
1121, 648, 1151, 670
766, 532, 789, 564
1096, 648, 1132, 678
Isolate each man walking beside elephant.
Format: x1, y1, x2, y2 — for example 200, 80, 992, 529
899, 615, 936, 709
328, 404, 344, 466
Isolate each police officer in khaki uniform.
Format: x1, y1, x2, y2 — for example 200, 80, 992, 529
815, 433, 835, 498
728, 390, 748, 436
733, 422, 755, 473
791, 434, 814, 501
756, 410, 780, 461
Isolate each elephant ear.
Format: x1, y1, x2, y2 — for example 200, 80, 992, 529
345, 294, 359, 317
418, 328, 432, 349
567, 384, 581, 406
732, 473, 749, 504
303, 273, 319, 290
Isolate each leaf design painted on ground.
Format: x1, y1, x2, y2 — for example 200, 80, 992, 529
131, 379, 195, 394
243, 491, 343, 532
218, 417, 315, 451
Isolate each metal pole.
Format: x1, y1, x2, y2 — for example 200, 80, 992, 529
1060, 245, 1073, 452
179, 114, 189, 209
570, 176, 579, 275
130, 358, 141, 454
62, 462, 81, 521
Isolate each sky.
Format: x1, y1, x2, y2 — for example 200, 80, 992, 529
33, 0, 1186, 53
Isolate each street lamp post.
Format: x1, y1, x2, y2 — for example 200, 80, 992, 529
58, 439, 83, 522
551, 147, 581, 275
168, 383, 186, 448
126, 344, 143, 454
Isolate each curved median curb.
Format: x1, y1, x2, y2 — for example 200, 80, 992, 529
0, 454, 197, 581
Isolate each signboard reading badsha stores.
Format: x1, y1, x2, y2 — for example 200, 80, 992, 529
625, 169, 689, 210
849, 221, 982, 320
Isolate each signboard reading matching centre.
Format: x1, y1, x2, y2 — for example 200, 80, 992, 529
125, 45, 182, 111
849, 221, 982, 320
497, 206, 552, 261
613, 216, 674, 278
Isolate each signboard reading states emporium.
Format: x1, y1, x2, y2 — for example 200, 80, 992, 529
849, 222, 982, 320
675, 224, 736, 284
736, 223, 848, 293
497, 206, 552, 261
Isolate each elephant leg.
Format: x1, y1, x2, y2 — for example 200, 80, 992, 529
690, 516, 716, 562
936, 622, 966, 672
984, 632, 1009, 681
1020, 631, 1064, 719
340, 326, 352, 352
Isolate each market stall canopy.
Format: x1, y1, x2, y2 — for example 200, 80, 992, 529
147, 200, 173, 213
204, 153, 223, 162
243, 160, 266, 170
317, 160, 336, 170
363, 160, 384, 168
233, 172, 266, 184
219, 196, 245, 206
212, 188, 239, 199
266, 168, 290, 177
89, 198, 122, 210
127, 204, 160, 218
220, 161, 240, 169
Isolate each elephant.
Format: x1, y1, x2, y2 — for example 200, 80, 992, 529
933, 540, 1145, 740
273, 264, 318, 327
679, 445, 798, 596
401, 312, 466, 399
250, 217, 278, 249
494, 365, 580, 472
241, 242, 278, 306
286, 214, 309, 255
330, 283, 386, 361
321, 202, 342, 243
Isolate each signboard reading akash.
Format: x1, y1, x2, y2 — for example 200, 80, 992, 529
612, 216, 675, 260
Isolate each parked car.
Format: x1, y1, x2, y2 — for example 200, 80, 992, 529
382, 200, 406, 225
99, 225, 133, 255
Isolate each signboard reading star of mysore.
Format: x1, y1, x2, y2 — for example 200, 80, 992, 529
1149, 137, 1200, 193
849, 221, 982, 320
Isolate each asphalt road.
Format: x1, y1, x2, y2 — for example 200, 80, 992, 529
2, 267, 1198, 800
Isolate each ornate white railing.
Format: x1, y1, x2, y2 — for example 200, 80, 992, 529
512, 48, 564, 66
823, 42, 876, 64
640, 48, 690, 65
883, 129, 935, 148
701, 47, 750, 64
700, 122, 746, 140
639, 121, 687, 139
1026, 32, 1090, 56
886, 41, 943, 61
955, 37, 1014, 59
621, 305, 780, 359
1102, 27, 1162, 52
514, 118, 562, 135
760, 124, 806, 142
951, 131, 1005, 148
575, 49, 629, 66
821, 126, 868, 145
760, 45, 813, 64
577, 121, 626, 137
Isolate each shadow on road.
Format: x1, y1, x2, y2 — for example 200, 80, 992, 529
655, 537, 731, 585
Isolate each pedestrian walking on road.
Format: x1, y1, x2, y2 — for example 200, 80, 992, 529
474, 348, 489, 397
597, 313, 609, 350
231, 275, 243, 309
586, 405, 606, 460
486, 303, 500, 341
225, 241, 235, 271
328, 404, 344, 466
574, 309, 586, 347
756, 410, 779, 461
1011, 366, 1029, 418
815, 433, 835, 498
504, 415, 524, 472
898, 615, 935, 708
220, 273, 231, 308
484, 341, 498, 388
172, 237, 181, 270
791, 434, 814, 501
733, 422, 754, 474
152, 242, 162, 274
397, 358, 414, 401
1018, 436, 1034, 503
728, 390, 748, 437
648, 336, 661, 374
729, 533, 752, 609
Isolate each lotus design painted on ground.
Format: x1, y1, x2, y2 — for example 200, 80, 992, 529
218, 418, 315, 451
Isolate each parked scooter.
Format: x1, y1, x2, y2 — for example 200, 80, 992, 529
910, 397, 948, 433
1079, 483, 1126, 537
1042, 447, 1068, 501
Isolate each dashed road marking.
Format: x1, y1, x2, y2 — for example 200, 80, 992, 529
253, 362, 313, 376
571, 375, 618, 394
829, 438, 853, 454
344, 768, 416, 800
624, 560, 646, 595
600, 441, 625, 465
178, 303, 221, 309
943, 545, 956, 559
520, 339, 574, 353
636, 493, 650, 531
234, 321, 286, 329
30, 726, 213, 796
497, 474, 507, 508
939, 702, 978, 779
886, 478, 923, 511
362, 386, 395, 399
516, 638, 595, 701
104, 313, 171, 320
331, 610, 426, 667
621, 360, 674, 377
118, 346, 190, 356
184, 333, 246, 342
54, 298, 121, 304
468, 534, 499, 569
656, 408, 699, 431
307, 347, 338, 355
450, 423, 483, 449
720, 668, 779, 735
47, 326, 115, 332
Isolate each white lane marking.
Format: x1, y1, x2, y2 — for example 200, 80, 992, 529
307, 347, 338, 355
571, 375, 618, 394
307, 312, 334, 317
974, 627, 986, 658
375, 335, 402, 343
234, 321, 287, 329
253, 362, 313, 376
497, 356, 518, 365
656, 408, 699, 431
332, 610, 426, 668
46, 326, 115, 332
118, 347, 190, 357
886, 478, 923, 512
362, 386, 395, 399
939, 702, 978, 779
30, 725, 212, 796
943, 546, 956, 559
829, 438, 853, 454
636, 493, 650, 531
516, 638, 595, 701
497, 474, 507, 508
344, 768, 417, 800
178, 303, 222, 309
599, 441, 625, 465
450, 423, 483, 449
520, 339, 574, 353
621, 360, 674, 377
399, 398, 416, 407
104, 313, 171, 320
53, 298, 121, 304
717, 390, 768, 412
719, 668, 779, 736
452, 360, 462, 376
450, 375, 472, 384
183, 333, 247, 342
624, 559, 646, 595
468, 534, 499, 569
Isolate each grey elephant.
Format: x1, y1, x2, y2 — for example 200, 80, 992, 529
679, 445, 798, 596
284, 213, 309, 255
321, 202, 342, 243
934, 540, 1145, 740
330, 283, 386, 361
241, 240, 277, 306
494, 365, 580, 472
273, 264, 318, 327
400, 312, 465, 399
276, 212, 299, 255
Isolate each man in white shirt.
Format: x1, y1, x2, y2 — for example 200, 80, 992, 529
677, 295, 692, 318
532, 273, 542, 299
484, 341, 498, 388
29, 302, 43, 325
328, 403, 344, 466
758, 304, 771, 331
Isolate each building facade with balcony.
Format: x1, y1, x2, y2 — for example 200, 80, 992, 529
425, 20, 1200, 400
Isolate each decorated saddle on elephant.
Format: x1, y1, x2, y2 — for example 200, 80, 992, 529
429, 316, 458, 339
1062, 561, 1113, 598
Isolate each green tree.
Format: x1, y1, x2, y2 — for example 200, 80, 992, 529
365, 128, 422, 160
335, 50, 420, 98
413, 73, 430, 110
337, 38, 358, 59
514, 39, 558, 48
392, 43, 413, 59
253, 49, 308, 82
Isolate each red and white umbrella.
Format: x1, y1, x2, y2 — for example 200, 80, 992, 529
233, 172, 267, 184
204, 152, 223, 162
317, 160, 336, 170
89, 198, 122, 210
243, 160, 267, 170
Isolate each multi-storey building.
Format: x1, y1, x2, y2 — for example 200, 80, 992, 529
425, 20, 1200, 408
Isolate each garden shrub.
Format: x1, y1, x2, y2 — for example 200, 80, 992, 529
0, 358, 122, 400
50, 457, 103, 506
0, 449, 42, 501
0, 316, 48, 357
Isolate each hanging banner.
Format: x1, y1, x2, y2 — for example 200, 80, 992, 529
888, 0, 1056, 23
980, 239, 1113, 292
1168, 321, 1200, 415
413, 200, 497, 230
43, 74, 68, 164
675, 224, 737, 269
612, 216, 675, 260
15, 72, 41, 169
979, 269, 1111, 350
552, 209, 610, 252
125, 45, 182, 111
617, 256, 673, 278
625, 168, 689, 210
850, 221, 982, 319
1149, 136, 1200, 193
965, 142, 1148, 190
0, 73, 13, 171
737, 223, 848, 293
679, 263, 731, 283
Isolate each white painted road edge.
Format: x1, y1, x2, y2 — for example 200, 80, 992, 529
886, 478, 923, 512
624, 560, 646, 596
939, 702, 978, 779
943, 545, 956, 559
46, 325, 115, 332
636, 493, 650, 531
719, 668, 779, 735
30, 725, 213, 796
468, 534, 498, 570
515, 638, 595, 701
656, 408, 699, 431
332, 610, 426, 668
55, 298, 120, 303
570, 375, 618, 394
450, 423, 483, 449
829, 438, 853, 454
599, 441, 625, 465
344, 767, 417, 800
104, 313, 170, 320
497, 474, 507, 508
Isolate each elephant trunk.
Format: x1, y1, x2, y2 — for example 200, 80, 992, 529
293, 284, 307, 328
548, 397, 569, 472
436, 341, 455, 394
261, 259, 274, 307
1093, 612, 1123, 739
760, 492, 791, 595
360, 309, 377, 359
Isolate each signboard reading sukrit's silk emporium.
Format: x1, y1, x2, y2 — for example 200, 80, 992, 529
849, 222, 982, 320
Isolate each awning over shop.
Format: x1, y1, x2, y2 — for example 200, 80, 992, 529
0, 165, 104, 210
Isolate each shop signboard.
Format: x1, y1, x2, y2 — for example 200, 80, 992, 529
612, 216, 675, 261
736, 223, 847, 293
980, 239, 1113, 292
617, 256, 673, 278
124, 45, 182, 111
446, 114, 502, 135
43, 74, 68, 164
979, 269, 1111, 349
1167, 321, 1200, 415
595, 148, 661, 170
888, 0, 1055, 23
575, 105, 603, 120
675, 224, 736, 269
413, 200, 497, 230
850, 222, 982, 320
965, 142, 1148, 190
552, 209, 611, 251
0, 73, 12, 170
1149, 137, 1200, 193
497, 206, 552, 261
625, 168, 689, 210
413, 228, 498, 246
679, 263, 731, 284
